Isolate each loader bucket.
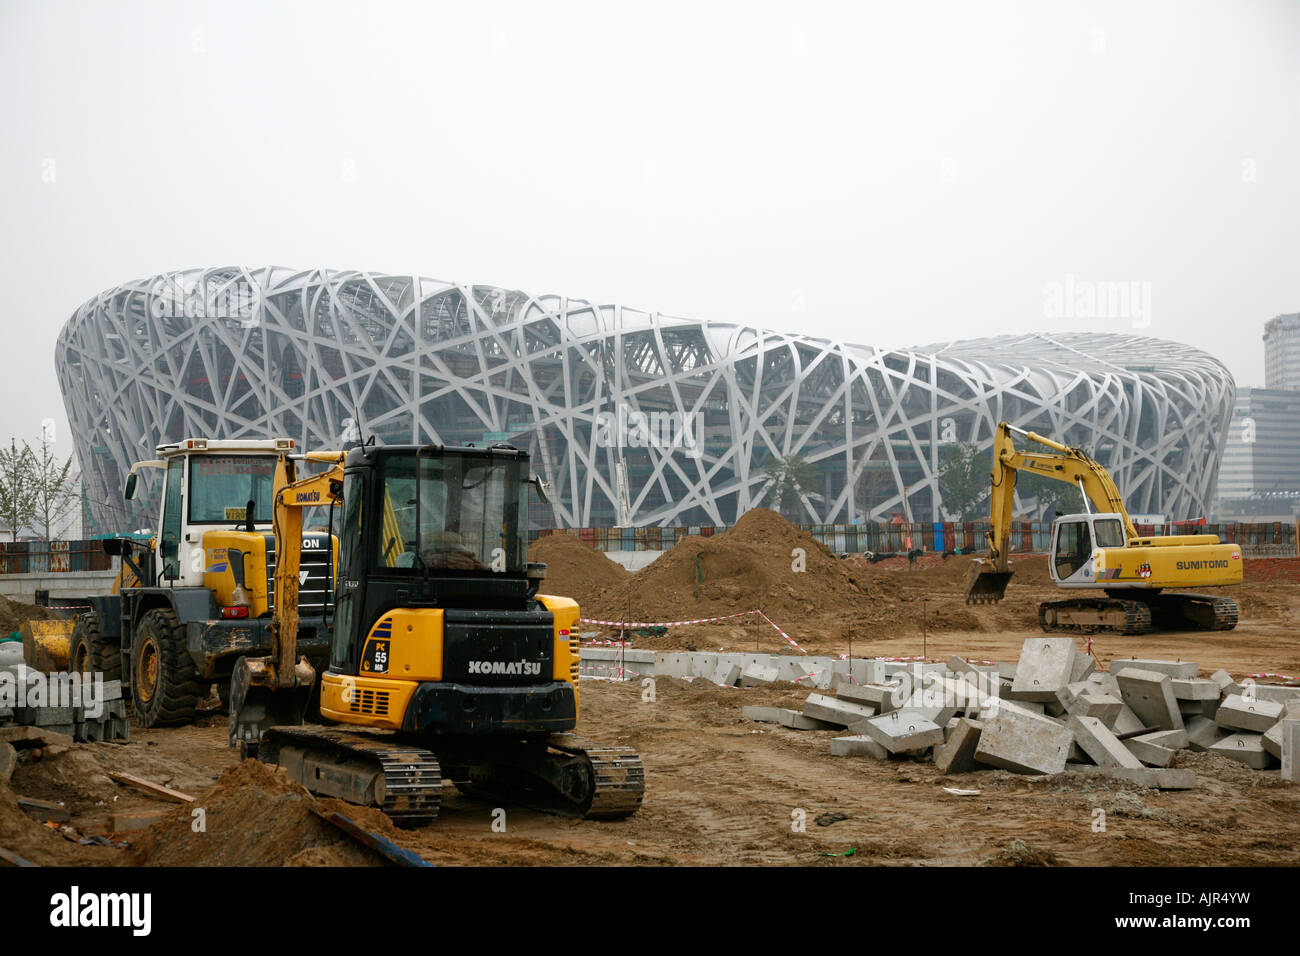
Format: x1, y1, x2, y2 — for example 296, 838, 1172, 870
227, 655, 314, 752
964, 559, 1013, 605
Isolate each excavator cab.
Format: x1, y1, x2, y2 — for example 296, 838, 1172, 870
1049, 513, 1127, 586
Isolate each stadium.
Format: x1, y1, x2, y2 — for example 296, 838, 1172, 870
56, 267, 1236, 533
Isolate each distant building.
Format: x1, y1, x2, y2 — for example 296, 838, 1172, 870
1216, 387, 1300, 520
1263, 312, 1300, 390
58, 268, 1236, 533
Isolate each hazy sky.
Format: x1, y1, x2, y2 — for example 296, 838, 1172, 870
3, 0, 1298, 471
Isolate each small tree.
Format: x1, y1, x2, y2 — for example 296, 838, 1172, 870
764, 454, 817, 522
0, 438, 37, 540
936, 441, 987, 520
29, 435, 80, 540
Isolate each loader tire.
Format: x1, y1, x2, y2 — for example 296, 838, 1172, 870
131, 607, 202, 727
70, 612, 122, 682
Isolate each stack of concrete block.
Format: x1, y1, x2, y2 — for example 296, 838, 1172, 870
0, 665, 129, 742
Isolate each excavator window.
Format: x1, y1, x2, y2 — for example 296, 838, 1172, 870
1094, 517, 1125, 549
1054, 520, 1092, 579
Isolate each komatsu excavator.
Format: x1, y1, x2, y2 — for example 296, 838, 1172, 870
965, 423, 1242, 635
228, 441, 644, 825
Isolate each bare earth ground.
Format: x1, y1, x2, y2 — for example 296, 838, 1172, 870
3, 518, 1298, 867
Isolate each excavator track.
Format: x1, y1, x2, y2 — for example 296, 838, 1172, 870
1145, 593, 1239, 632
1038, 598, 1153, 635
549, 734, 646, 820
254, 726, 443, 827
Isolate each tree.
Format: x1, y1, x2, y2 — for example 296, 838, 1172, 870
1016, 439, 1085, 518
29, 434, 80, 540
764, 454, 817, 521
936, 441, 987, 520
0, 439, 37, 540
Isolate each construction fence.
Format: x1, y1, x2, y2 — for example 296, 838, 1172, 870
1, 520, 1295, 575
532, 519, 1300, 560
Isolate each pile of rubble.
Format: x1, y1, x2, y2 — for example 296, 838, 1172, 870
0, 662, 130, 743
739, 639, 1300, 788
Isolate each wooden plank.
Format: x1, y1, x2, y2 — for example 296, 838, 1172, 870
17, 796, 71, 823
107, 770, 195, 803
0, 846, 37, 867
308, 804, 432, 867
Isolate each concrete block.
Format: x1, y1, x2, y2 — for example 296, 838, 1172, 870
654, 653, 694, 678
996, 662, 1017, 680
934, 718, 984, 774
1112, 704, 1148, 736
1070, 650, 1096, 683
835, 682, 899, 714
711, 662, 742, 687
107, 717, 129, 741
861, 709, 945, 754
1116, 668, 1184, 732
1111, 659, 1199, 680
1179, 697, 1219, 720
1247, 684, 1300, 706
1186, 715, 1228, 751
1069, 765, 1198, 790
1217, 694, 1283, 733
742, 706, 783, 723
1085, 672, 1122, 698
897, 689, 959, 726
1068, 714, 1144, 769
1171, 678, 1220, 701
687, 654, 718, 678
1123, 729, 1187, 768
975, 707, 1073, 775
740, 663, 779, 688
27, 705, 74, 727
830, 734, 889, 758
1262, 720, 1284, 760
1282, 720, 1299, 782
1068, 693, 1123, 728
1209, 669, 1239, 695
1209, 733, 1276, 770
74, 720, 105, 743
802, 693, 875, 728
777, 709, 837, 730
1009, 638, 1076, 702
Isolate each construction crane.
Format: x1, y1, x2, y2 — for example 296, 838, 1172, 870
228, 441, 644, 825
965, 422, 1242, 634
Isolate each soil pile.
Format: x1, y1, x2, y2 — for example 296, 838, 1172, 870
129, 760, 389, 867
530, 534, 631, 612
0, 595, 58, 635
589, 508, 880, 623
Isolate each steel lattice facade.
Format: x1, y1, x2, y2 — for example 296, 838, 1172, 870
57, 267, 1235, 534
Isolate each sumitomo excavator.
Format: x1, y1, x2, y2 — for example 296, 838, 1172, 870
227, 441, 644, 825
965, 422, 1242, 635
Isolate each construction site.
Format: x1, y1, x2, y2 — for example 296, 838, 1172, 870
2, 466, 1298, 868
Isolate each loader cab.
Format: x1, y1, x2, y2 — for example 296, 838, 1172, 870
1049, 512, 1127, 587
124, 438, 295, 587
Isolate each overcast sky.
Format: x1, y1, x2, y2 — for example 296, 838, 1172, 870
3, 0, 1298, 471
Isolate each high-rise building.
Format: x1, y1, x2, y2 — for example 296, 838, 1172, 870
1263, 313, 1300, 390
1216, 387, 1300, 519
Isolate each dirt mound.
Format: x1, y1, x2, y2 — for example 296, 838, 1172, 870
129, 760, 389, 867
588, 509, 877, 625
11, 747, 117, 813
530, 534, 631, 611
0, 779, 118, 865
0, 594, 57, 635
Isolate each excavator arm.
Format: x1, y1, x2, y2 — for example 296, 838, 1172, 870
967, 422, 1136, 603
228, 450, 345, 749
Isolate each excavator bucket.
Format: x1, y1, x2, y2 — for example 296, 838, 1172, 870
228, 654, 315, 754
964, 558, 1013, 605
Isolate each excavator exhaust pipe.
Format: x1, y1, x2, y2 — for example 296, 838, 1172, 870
965, 559, 1013, 605
228, 654, 315, 754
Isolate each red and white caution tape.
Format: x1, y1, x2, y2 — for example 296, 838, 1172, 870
1244, 672, 1298, 683
579, 609, 808, 655
578, 610, 762, 628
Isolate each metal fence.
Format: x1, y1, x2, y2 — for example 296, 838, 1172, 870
0, 540, 115, 574
531, 520, 1300, 559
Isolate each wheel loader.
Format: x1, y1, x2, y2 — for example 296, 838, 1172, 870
965, 422, 1242, 635
71, 438, 336, 727
227, 441, 645, 825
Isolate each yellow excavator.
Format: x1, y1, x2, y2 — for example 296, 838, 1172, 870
228, 441, 644, 825
965, 422, 1242, 634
